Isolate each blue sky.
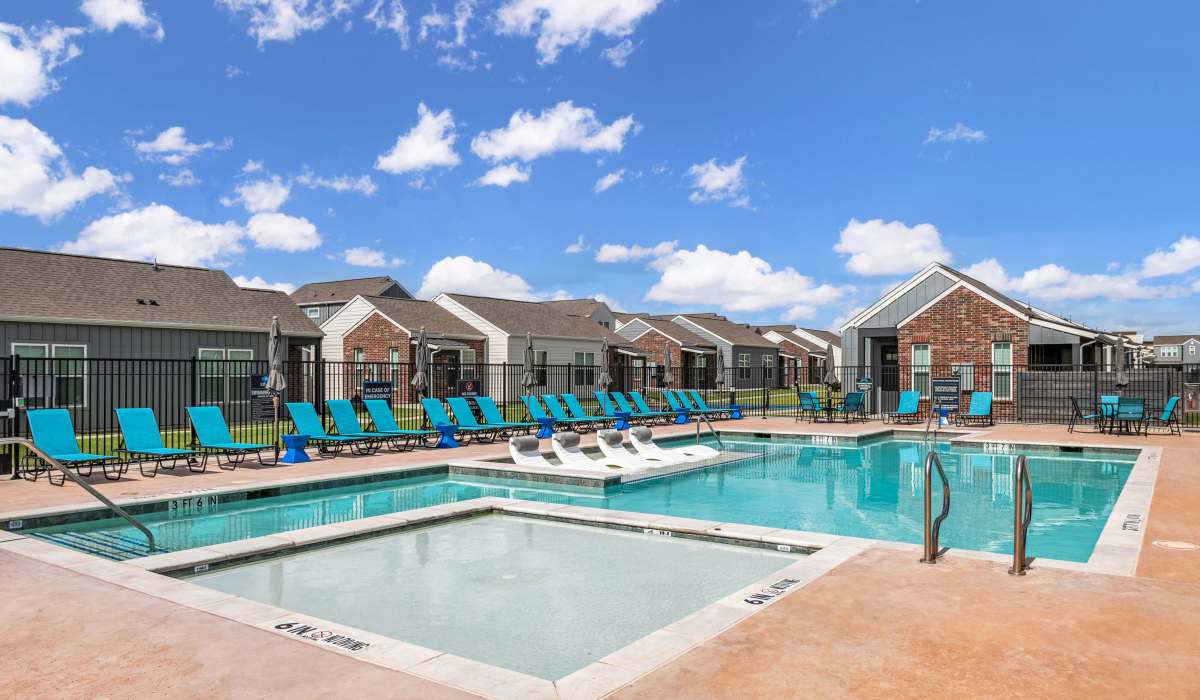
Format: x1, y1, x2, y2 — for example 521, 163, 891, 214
2, 1, 1198, 335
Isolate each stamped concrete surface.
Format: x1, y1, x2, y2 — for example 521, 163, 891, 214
613, 547, 1200, 700
0, 550, 477, 700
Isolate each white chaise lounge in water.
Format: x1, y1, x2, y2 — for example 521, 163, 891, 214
629, 426, 720, 462
552, 432, 624, 470
509, 435, 554, 468
595, 429, 666, 469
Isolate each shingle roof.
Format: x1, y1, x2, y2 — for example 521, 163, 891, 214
754, 324, 796, 335
0, 247, 322, 337
628, 317, 715, 348
445, 293, 629, 343
797, 328, 841, 348
540, 298, 606, 317
291, 276, 410, 304
613, 311, 649, 324
676, 315, 778, 348
364, 296, 485, 339
1151, 335, 1200, 345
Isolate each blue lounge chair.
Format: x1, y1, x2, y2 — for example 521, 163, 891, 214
475, 396, 537, 435
186, 406, 274, 469
540, 394, 598, 431
686, 390, 732, 419
1068, 396, 1101, 433
673, 390, 727, 419
954, 392, 993, 427
833, 391, 866, 422
1113, 397, 1146, 436
795, 391, 824, 422
628, 391, 675, 424
614, 392, 673, 424
328, 399, 421, 452
446, 397, 501, 442
115, 407, 206, 476
422, 397, 493, 446
287, 402, 374, 456
1148, 396, 1182, 436
659, 390, 693, 424
562, 393, 613, 429
362, 399, 438, 447
594, 391, 618, 418
885, 391, 921, 424
26, 408, 124, 483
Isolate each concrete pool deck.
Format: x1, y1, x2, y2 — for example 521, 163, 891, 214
2, 418, 1199, 698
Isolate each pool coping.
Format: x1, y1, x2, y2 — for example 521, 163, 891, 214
0, 497, 867, 700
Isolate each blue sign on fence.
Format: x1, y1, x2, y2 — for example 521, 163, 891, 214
931, 377, 961, 411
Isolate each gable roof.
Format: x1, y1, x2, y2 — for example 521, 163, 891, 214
754, 324, 795, 335
796, 328, 841, 348
676, 314, 778, 348
291, 276, 412, 304
0, 247, 321, 337
540, 298, 608, 318
444, 293, 628, 343
627, 317, 716, 348
1151, 335, 1200, 345
363, 296, 485, 339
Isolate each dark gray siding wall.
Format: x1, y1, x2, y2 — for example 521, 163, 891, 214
1, 321, 268, 359
590, 306, 616, 329
730, 344, 781, 388
380, 283, 412, 299
842, 271, 956, 367
1029, 325, 1082, 346
302, 302, 346, 327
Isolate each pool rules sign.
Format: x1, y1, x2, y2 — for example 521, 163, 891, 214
931, 377, 961, 413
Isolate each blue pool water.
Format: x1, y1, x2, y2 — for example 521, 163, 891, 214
27, 437, 1136, 563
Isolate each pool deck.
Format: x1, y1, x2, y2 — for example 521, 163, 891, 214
2, 418, 1198, 698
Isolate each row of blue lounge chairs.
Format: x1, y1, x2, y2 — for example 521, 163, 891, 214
879, 390, 995, 427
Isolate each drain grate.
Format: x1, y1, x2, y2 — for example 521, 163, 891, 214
1152, 540, 1199, 551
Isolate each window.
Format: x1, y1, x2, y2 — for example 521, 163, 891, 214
1161, 346, 1180, 359
198, 348, 253, 404
11, 343, 87, 407
352, 347, 366, 388
599, 321, 610, 328
305, 307, 320, 319
388, 347, 400, 364
1190, 344, 1197, 357
763, 354, 774, 380
574, 351, 596, 386
992, 342, 1013, 401
460, 348, 477, 379
737, 353, 750, 380
912, 344, 931, 397
951, 362, 975, 391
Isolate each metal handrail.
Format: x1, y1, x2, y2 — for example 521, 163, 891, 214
695, 410, 725, 450
920, 450, 951, 564
1009, 455, 1033, 575
1, 437, 156, 552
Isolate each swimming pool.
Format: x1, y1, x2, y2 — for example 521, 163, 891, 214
25, 436, 1137, 563
187, 514, 800, 680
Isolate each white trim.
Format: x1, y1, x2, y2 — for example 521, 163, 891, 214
895, 279, 1031, 329
671, 316, 734, 346
0, 314, 322, 338
911, 343, 931, 398
344, 307, 408, 338
838, 263, 945, 331
628, 324, 688, 347
991, 341, 1013, 401
680, 346, 715, 355
319, 294, 375, 331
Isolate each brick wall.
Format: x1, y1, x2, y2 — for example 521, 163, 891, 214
629, 328, 683, 387
775, 338, 811, 385
898, 285, 1027, 419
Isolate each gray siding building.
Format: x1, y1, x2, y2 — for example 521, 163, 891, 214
291, 276, 413, 326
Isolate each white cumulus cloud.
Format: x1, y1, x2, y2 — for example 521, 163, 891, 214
217, 0, 358, 46
601, 38, 635, 67
241, 159, 263, 174
134, 126, 228, 165
245, 211, 322, 252
223, 175, 291, 213
417, 255, 537, 299
475, 162, 531, 187
594, 168, 625, 193
687, 156, 749, 208
365, 0, 410, 48
646, 245, 850, 320
61, 204, 245, 266
1140, 236, 1200, 278
962, 258, 1180, 302
80, 0, 164, 40
343, 246, 404, 267
834, 218, 952, 276
471, 101, 638, 164
233, 274, 296, 293
0, 22, 86, 106
0, 116, 123, 221
925, 122, 987, 144
594, 240, 676, 263
495, 0, 661, 65
376, 102, 461, 177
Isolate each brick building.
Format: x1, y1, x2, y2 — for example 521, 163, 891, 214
839, 263, 1116, 418
614, 316, 717, 388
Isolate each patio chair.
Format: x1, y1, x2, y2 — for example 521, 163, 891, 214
1067, 397, 1102, 433
562, 393, 614, 429
595, 429, 662, 468
551, 431, 620, 470
594, 391, 618, 418
628, 391, 676, 424
1113, 397, 1147, 436
1099, 395, 1119, 430
685, 390, 733, 419
536, 394, 596, 431
953, 392, 994, 427
115, 407, 206, 476
795, 391, 823, 423
509, 435, 553, 468
661, 389, 693, 423
833, 391, 866, 422
1147, 396, 1182, 436
446, 397, 501, 443
422, 397, 494, 445
614, 392, 673, 424
25, 408, 125, 482
186, 405, 274, 469
883, 391, 921, 424
328, 399, 421, 452
475, 396, 537, 436
362, 399, 438, 448
676, 390, 729, 419
628, 426, 720, 461
287, 402, 376, 456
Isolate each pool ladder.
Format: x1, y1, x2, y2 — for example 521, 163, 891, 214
1009, 455, 1033, 575
0, 437, 156, 552
920, 450, 950, 564
695, 410, 725, 450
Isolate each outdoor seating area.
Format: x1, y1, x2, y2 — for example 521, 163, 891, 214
794, 390, 867, 423
1069, 394, 1182, 436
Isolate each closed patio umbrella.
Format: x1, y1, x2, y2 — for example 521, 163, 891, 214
1113, 336, 1129, 391
597, 338, 613, 391
266, 316, 287, 459
662, 348, 675, 386
411, 327, 430, 398
821, 342, 840, 387
520, 332, 536, 392
714, 350, 726, 388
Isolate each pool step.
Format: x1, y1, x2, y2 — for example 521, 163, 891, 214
31, 531, 159, 561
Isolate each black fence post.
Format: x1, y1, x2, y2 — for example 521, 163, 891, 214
6, 354, 19, 479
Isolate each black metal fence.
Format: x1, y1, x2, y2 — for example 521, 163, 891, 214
3, 357, 1196, 475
